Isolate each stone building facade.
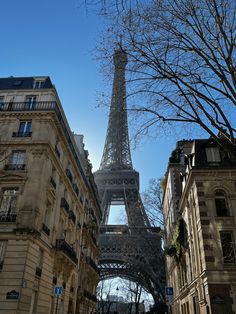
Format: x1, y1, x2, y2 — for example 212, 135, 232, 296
0, 76, 101, 314
163, 139, 236, 314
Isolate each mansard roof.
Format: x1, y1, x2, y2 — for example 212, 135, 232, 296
0, 76, 53, 90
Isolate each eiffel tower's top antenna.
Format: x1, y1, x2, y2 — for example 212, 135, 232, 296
99, 46, 133, 170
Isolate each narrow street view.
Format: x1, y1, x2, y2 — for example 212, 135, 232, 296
0, 1, 236, 314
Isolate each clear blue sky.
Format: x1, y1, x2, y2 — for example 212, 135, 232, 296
1, 0, 178, 194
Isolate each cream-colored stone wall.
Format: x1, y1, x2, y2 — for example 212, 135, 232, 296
0, 80, 100, 314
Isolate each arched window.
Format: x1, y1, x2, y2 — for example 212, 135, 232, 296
215, 190, 229, 217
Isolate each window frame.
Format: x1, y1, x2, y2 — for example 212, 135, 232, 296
220, 231, 236, 264
25, 95, 37, 109
33, 80, 45, 89
0, 188, 19, 215
19, 121, 32, 134
10, 150, 26, 166
214, 189, 230, 217
205, 146, 221, 163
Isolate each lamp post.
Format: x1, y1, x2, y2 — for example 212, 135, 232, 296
116, 287, 119, 313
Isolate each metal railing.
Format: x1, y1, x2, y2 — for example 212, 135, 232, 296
4, 164, 25, 171
86, 256, 98, 272
0, 212, 17, 222
0, 101, 56, 112
12, 131, 32, 137
42, 223, 50, 236
66, 169, 73, 183
50, 177, 57, 189
69, 210, 76, 224
55, 239, 78, 264
60, 198, 69, 213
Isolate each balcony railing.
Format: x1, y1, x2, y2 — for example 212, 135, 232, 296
0, 212, 17, 223
69, 210, 76, 224
12, 131, 32, 137
84, 290, 97, 303
0, 101, 57, 112
86, 256, 98, 272
50, 177, 57, 189
42, 223, 50, 236
60, 198, 69, 213
4, 164, 25, 170
73, 183, 79, 196
55, 239, 78, 264
55, 145, 60, 158
66, 169, 73, 183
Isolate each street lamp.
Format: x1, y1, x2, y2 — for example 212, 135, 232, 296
116, 287, 119, 313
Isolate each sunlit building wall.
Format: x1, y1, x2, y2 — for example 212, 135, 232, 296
0, 76, 101, 314
163, 139, 236, 314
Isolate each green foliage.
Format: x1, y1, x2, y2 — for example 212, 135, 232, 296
164, 217, 187, 262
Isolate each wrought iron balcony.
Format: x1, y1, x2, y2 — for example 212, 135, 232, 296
69, 210, 76, 224
50, 177, 57, 189
66, 168, 73, 183
0, 212, 17, 223
0, 101, 57, 112
60, 197, 69, 213
4, 164, 25, 170
12, 131, 32, 137
84, 290, 97, 303
55, 145, 60, 158
55, 239, 78, 264
86, 256, 98, 273
73, 183, 79, 196
42, 223, 50, 236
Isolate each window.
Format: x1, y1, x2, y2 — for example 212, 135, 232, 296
35, 249, 43, 277
12, 80, 23, 87
215, 190, 229, 216
19, 121, 32, 135
33, 80, 45, 89
0, 241, 7, 270
220, 231, 236, 264
10, 150, 25, 166
25, 96, 37, 109
0, 188, 18, 216
205, 147, 221, 163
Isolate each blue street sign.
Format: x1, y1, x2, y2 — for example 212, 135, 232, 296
54, 286, 63, 296
165, 287, 174, 296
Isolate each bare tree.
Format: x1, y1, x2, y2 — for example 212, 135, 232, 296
142, 178, 164, 227
97, 279, 115, 314
85, 0, 236, 151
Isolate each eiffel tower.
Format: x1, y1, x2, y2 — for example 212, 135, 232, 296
94, 47, 165, 306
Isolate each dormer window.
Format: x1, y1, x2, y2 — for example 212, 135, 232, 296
33, 79, 45, 89
215, 190, 229, 217
205, 146, 221, 163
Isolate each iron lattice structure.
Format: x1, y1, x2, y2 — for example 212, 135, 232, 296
94, 48, 165, 303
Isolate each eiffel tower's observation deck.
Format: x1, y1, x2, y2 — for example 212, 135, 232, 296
94, 46, 165, 305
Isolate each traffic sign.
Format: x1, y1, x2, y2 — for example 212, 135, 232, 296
165, 287, 174, 296
54, 286, 63, 296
